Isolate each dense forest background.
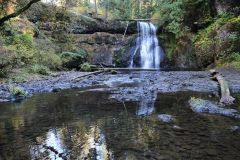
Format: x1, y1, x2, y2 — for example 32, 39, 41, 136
0, 0, 240, 82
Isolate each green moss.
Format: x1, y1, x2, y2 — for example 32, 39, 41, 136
9, 74, 28, 83
9, 86, 27, 97
38, 51, 62, 70
30, 64, 51, 75
60, 48, 88, 69
80, 62, 91, 72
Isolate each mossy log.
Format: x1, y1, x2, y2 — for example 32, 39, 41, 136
210, 69, 235, 105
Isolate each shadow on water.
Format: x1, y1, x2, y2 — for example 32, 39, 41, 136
0, 88, 240, 160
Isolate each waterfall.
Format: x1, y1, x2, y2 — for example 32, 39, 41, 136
130, 21, 164, 69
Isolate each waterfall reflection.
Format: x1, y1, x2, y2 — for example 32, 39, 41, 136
30, 128, 68, 160
30, 125, 113, 160
80, 125, 114, 160
136, 90, 157, 116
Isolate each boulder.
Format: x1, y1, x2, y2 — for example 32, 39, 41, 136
189, 97, 240, 119
158, 114, 175, 123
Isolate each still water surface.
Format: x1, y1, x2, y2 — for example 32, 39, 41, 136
0, 89, 239, 160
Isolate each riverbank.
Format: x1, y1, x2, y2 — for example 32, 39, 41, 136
1, 70, 240, 102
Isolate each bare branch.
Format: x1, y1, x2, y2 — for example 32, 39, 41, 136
0, 0, 41, 25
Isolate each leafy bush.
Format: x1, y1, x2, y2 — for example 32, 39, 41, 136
0, 50, 16, 78
80, 62, 91, 72
226, 52, 240, 62
3, 32, 36, 64
38, 51, 62, 70
60, 48, 88, 69
9, 74, 27, 83
194, 14, 240, 67
9, 86, 27, 97
30, 64, 51, 75
1, 25, 63, 74
12, 33, 33, 47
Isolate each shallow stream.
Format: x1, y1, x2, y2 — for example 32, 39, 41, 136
0, 87, 239, 159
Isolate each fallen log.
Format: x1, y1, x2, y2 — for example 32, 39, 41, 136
210, 69, 235, 105
72, 70, 108, 81
95, 68, 160, 71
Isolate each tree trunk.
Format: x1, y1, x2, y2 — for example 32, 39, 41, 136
105, 0, 109, 20
94, 0, 98, 17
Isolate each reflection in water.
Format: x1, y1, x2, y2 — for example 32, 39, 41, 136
0, 90, 240, 159
46, 129, 66, 159
136, 91, 157, 116
30, 129, 68, 160
80, 125, 113, 160
30, 125, 113, 160
136, 72, 157, 116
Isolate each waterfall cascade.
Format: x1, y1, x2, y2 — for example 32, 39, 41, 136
130, 22, 164, 69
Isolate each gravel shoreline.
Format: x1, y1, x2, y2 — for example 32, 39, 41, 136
0, 70, 240, 102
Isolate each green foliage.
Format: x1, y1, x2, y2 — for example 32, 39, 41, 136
38, 51, 62, 70
0, 23, 64, 77
3, 31, 36, 64
10, 75, 27, 83
235, 93, 240, 106
0, 50, 16, 78
60, 48, 88, 69
226, 52, 240, 62
194, 13, 240, 67
12, 33, 33, 47
30, 64, 51, 75
154, 0, 188, 38
9, 86, 27, 97
78, 14, 97, 26
80, 62, 91, 72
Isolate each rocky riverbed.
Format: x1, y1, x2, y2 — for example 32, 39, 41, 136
0, 70, 240, 103
1, 70, 240, 159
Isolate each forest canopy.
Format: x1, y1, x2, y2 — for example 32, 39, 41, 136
0, 0, 239, 79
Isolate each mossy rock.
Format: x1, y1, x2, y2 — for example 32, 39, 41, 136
60, 48, 88, 69
80, 62, 92, 72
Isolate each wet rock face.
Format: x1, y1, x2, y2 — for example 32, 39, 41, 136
113, 36, 139, 68
74, 32, 134, 66
71, 19, 137, 34
91, 47, 113, 66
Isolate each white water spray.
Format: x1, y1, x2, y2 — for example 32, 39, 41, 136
130, 22, 164, 69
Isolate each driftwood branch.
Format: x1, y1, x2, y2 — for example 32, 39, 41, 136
122, 21, 129, 40
96, 68, 160, 71
210, 69, 235, 105
72, 70, 108, 81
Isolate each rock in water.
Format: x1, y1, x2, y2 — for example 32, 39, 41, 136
189, 97, 240, 119
158, 114, 175, 123
230, 126, 240, 132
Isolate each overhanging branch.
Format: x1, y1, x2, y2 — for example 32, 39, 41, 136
0, 0, 41, 25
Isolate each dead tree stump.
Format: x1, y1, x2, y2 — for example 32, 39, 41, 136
210, 69, 235, 105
